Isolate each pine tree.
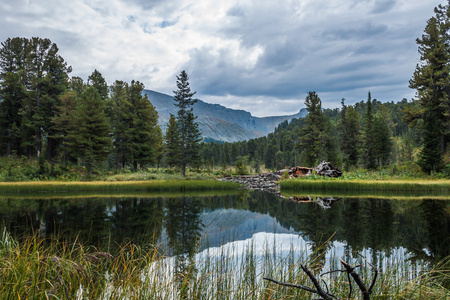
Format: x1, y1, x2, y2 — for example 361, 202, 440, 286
66, 87, 112, 173
0, 72, 26, 156
87, 69, 108, 101
345, 105, 360, 168
128, 80, 163, 171
297, 91, 336, 166
172, 70, 201, 177
109, 80, 132, 169
362, 92, 376, 169
418, 111, 444, 173
373, 109, 393, 166
407, 5, 449, 172
339, 98, 349, 168
0, 37, 71, 158
165, 114, 182, 167
52, 90, 78, 164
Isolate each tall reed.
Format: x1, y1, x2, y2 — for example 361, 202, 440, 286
1, 231, 448, 299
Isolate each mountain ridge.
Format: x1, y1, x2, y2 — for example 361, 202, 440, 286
143, 89, 307, 142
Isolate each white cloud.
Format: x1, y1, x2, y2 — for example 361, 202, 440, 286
0, 0, 445, 116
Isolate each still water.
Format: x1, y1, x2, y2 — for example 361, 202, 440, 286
1, 190, 448, 266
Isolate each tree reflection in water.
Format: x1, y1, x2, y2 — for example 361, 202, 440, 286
165, 196, 203, 298
0, 192, 448, 271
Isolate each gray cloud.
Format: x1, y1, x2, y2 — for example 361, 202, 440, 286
0, 0, 445, 116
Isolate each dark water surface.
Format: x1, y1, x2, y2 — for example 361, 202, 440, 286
1, 191, 449, 263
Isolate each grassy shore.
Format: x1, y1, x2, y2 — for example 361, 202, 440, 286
0, 180, 241, 194
280, 189, 450, 200
0, 230, 448, 300
281, 177, 450, 193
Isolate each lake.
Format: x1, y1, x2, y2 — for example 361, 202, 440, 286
1, 190, 448, 264
2, 190, 449, 298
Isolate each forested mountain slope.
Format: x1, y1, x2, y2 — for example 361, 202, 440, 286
144, 90, 308, 142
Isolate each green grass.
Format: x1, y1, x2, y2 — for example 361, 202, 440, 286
0, 180, 242, 194
0, 230, 448, 299
280, 189, 450, 200
281, 177, 450, 193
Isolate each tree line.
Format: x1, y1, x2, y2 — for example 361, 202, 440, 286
199, 94, 420, 173
0, 1, 449, 177
200, 2, 450, 175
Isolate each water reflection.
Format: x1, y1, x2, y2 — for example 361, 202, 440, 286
0, 191, 448, 264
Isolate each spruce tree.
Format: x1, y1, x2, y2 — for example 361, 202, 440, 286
0, 72, 26, 156
407, 4, 449, 172
52, 90, 78, 164
165, 114, 182, 167
128, 80, 163, 171
362, 92, 376, 169
109, 80, 133, 169
297, 91, 336, 166
345, 105, 360, 168
87, 69, 108, 101
0, 37, 71, 158
172, 70, 201, 177
66, 87, 112, 174
418, 112, 444, 173
373, 110, 393, 166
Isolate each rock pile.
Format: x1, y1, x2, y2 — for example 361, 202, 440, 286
220, 162, 343, 196
219, 173, 282, 195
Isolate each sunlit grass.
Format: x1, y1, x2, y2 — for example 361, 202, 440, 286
281, 177, 450, 192
280, 189, 450, 200
0, 180, 242, 194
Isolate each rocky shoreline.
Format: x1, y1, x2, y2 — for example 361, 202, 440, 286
219, 162, 343, 198
219, 173, 283, 196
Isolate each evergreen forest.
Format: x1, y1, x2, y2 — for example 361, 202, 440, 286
0, 3, 449, 180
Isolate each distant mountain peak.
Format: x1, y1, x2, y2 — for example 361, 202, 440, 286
143, 89, 307, 142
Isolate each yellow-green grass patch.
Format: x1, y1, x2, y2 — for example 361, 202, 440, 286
0, 180, 242, 194
281, 178, 450, 193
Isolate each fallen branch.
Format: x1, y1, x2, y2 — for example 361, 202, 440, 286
264, 264, 338, 300
264, 255, 378, 299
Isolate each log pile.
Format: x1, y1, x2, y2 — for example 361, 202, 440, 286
287, 166, 313, 178
315, 161, 343, 178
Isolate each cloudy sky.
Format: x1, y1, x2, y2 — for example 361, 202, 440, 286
0, 0, 444, 117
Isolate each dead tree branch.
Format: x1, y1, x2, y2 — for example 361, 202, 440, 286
264, 255, 379, 300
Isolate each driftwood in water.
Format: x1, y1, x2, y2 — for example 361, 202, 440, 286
264, 254, 378, 300
315, 161, 343, 178
290, 196, 341, 209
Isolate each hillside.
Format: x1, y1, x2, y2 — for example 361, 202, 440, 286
143, 90, 307, 142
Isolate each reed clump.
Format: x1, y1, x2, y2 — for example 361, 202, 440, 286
1, 230, 449, 299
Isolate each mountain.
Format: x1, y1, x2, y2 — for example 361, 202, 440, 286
143, 90, 307, 142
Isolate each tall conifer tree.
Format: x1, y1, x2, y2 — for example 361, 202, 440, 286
172, 71, 201, 177
66, 87, 111, 173
407, 4, 449, 173
128, 80, 163, 171
362, 92, 376, 169
297, 91, 336, 166
165, 114, 182, 167
87, 69, 108, 101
